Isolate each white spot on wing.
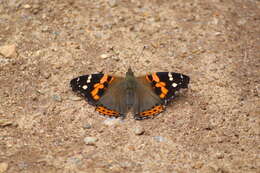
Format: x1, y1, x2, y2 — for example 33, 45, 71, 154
168, 72, 173, 81
172, 83, 178, 87
76, 78, 80, 82
87, 75, 92, 83
82, 85, 88, 90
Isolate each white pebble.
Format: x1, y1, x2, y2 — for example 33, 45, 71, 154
0, 44, 17, 58
103, 118, 122, 126
84, 137, 98, 145
23, 4, 31, 9
133, 126, 144, 135
108, 0, 117, 7
0, 162, 8, 173
100, 54, 110, 59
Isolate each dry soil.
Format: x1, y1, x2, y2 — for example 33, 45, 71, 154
0, 0, 259, 173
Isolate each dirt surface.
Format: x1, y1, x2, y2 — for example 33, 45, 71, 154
0, 0, 259, 172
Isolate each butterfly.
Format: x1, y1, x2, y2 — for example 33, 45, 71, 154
70, 67, 190, 120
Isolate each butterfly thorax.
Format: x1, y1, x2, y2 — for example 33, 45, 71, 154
125, 68, 137, 108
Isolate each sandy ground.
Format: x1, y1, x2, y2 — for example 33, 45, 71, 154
0, 0, 259, 172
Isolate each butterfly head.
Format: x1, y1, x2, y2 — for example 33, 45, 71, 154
125, 67, 137, 90
126, 67, 134, 78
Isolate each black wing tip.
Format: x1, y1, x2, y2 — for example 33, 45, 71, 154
182, 74, 190, 88
70, 78, 79, 91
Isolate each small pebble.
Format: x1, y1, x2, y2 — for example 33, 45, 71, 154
0, 162, 8, 173
17, 162, 28, 169
52, 94, 62, 102
23, 4, 31, 9
36, 89, 45, 95
237, 18, 247, 26
41, 26, 49, 32
0, 44, 17, 58
41, 71, 51, 79
69, 96, 82, 101
84, 137, 98, 145
108, 0, 117, 7
100, 54, 110, 59
109, 165, 124, 172
32, 4, 41, 14
42, 13, 47, 19
67, 157, 82, 165
83, 123, 92, 129
154, 136, 166, 142
204, 125, 213, 131
133, 126, 144, 135
0, 119, 13, 127
93, 31, 104, 39
192, 162, 204, 169
215, 152, 224, 159
103, 118, 122, 126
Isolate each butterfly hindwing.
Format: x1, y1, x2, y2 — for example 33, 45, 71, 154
95, 106, 121, 118
96, 79, 129, 117
133, 78, 165, 120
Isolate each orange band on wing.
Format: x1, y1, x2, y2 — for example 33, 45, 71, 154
152, 73, 160, 82
94, 83, 104, 89
93, 95, 100, 100
140, 105, 164, 116
155, 82, 166, 87
155, 81, 168, 98
96, 106, 120, 117
100, 74, 108, 84
159, 93, 165, 99
161, 87, 168, 95
91, 83, 105, 100
91, 88, 99, 97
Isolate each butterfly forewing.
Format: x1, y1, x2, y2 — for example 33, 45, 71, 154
96, 78, 129, 117
145, 72, 190, 103
70, 74, 114, 104
133, 78, 165, 120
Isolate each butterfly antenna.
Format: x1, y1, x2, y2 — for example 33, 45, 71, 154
136, 45, 146, 65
